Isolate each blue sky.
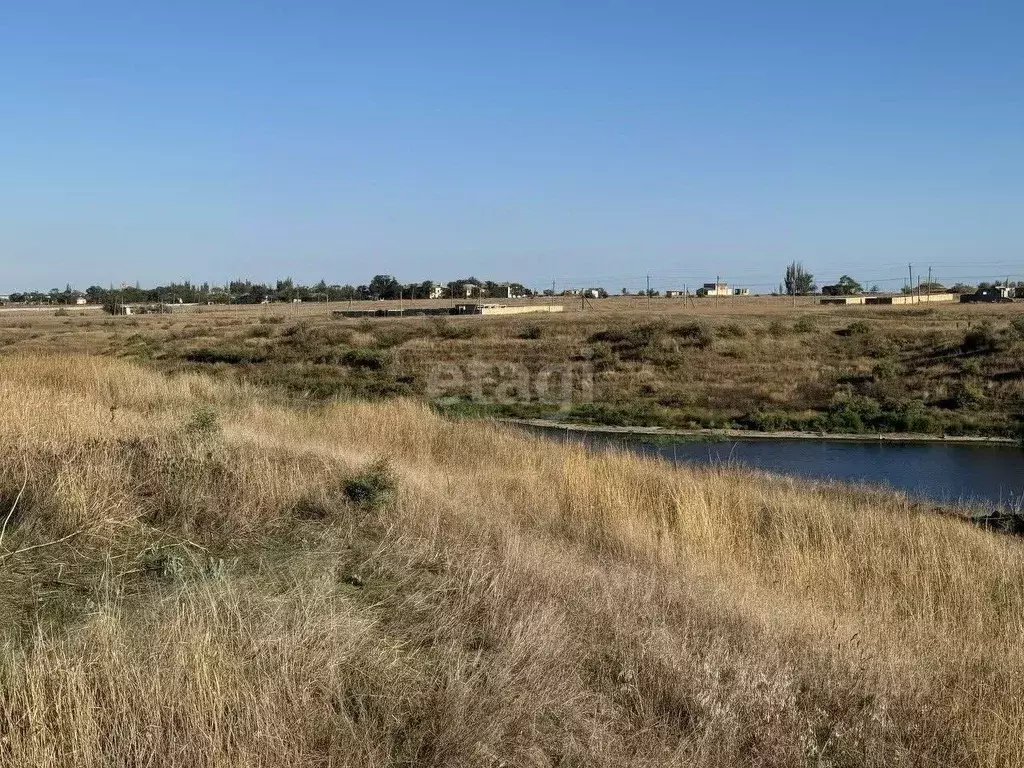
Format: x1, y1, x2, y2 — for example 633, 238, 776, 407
2, 1, 1022, 292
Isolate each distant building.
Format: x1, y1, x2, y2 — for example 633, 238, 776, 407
75, 296, 88, 305
665, 290, 685, 298
960, 286, 1015, 303
429, 284, 445, 300
696, 282, 731, 297
0, 295, 9, 305
733, 287, 750, 296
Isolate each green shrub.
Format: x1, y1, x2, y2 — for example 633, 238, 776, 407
669, 322, 714, 349
586, 324, 664, 361
517, 325, 543, 340
374, 326, 421, 348
962, 322, 999, 354
767, 319, 790, 337
793, 316, 816, 334
740, 410, 796, 431
838, 320, 871, 337
184, 407, 220, 437
247, 323, 274, 338
584, 342, 617, 372
952, 380, 985, 408
959, 359, 982, 376
185, 348, 267, 364
432, 319, 478, 340
716, 323, 747, 339
872, 360, 899, 381
344, 458, 397, 510
342, 348, 390, 370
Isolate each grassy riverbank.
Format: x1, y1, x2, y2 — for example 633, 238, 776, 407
2, 352, 1024, 765
3, 297, 1022, 439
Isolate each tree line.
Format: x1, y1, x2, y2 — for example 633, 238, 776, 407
1, 275, 535, 306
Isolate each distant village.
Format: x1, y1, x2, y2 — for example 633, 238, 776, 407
1, 265, 1019, 312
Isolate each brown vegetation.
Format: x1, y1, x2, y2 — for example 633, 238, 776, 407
1, 353, 1024, 765
3, 296, 1023, 437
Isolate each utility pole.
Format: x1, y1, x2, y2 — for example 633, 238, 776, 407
716, 274, 720, 309
646, 274, 651, 312
927, 266, 932, 302
908, 263, 913, 296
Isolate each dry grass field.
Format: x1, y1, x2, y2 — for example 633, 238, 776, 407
1, 352, 1024, 765
3, 295, 1023, 437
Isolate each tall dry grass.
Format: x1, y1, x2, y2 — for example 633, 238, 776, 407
0, 352, 1022, 765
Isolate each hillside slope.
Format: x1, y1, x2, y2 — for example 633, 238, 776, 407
1, 354, 1023, 766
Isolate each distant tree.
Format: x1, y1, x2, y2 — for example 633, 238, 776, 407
834, 275, 862, 295
784, 262, 816, 295
368, 275, 401, 300
508, 282, 532, 297
276, 277, 296, 301
483, 281, 507, 299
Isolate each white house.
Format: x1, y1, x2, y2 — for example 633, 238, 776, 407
697, 282, 731, 297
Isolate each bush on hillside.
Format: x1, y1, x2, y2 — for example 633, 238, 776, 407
962, 322, 1000, 354
669, 322, 714, 349
793, 316, 817, 334
342, 348, 390, 370
344, 458, 397, 510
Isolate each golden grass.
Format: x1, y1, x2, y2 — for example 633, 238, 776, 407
1, 353, 1023, 765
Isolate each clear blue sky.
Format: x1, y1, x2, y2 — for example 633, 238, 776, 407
2, 1, 1022, 293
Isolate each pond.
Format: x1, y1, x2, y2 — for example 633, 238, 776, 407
533, 428, 1024, 509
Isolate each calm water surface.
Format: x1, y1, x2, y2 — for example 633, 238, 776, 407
538, 429, 1024, 509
